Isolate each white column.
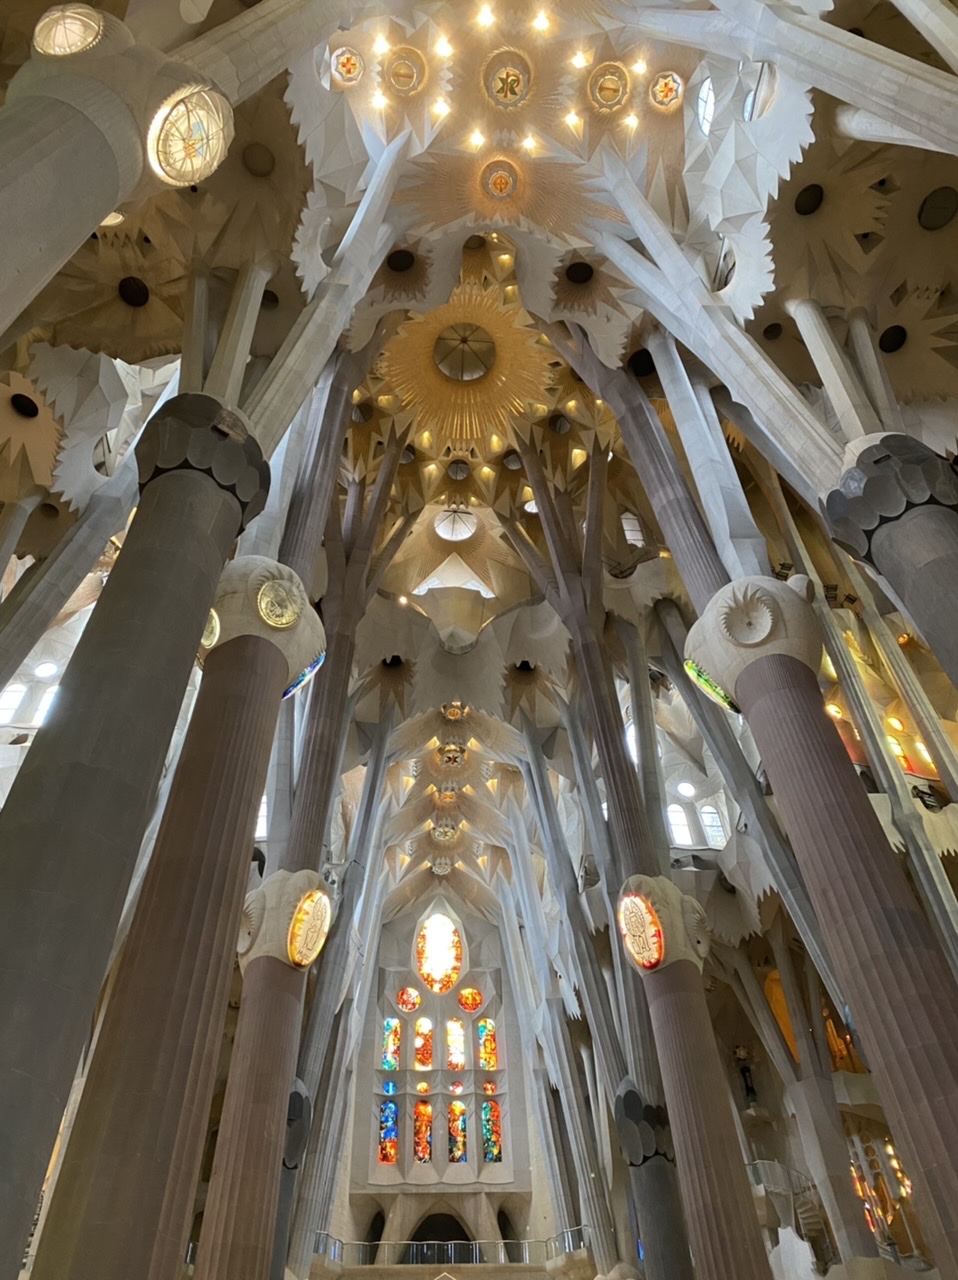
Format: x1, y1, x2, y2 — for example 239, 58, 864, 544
845, 307, 905, 433
203, 258, 277, 404
0, 492, 42, 593
786, 299, 881, 443
887, 0, 958, 75
833, 105, 948, 154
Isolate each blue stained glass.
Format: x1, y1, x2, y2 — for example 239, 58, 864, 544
383, 1080, 397, 1095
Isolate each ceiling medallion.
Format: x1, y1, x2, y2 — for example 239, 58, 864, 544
589, 63, 629, 112
484, 51, 532, 108
481, 160, 519, 201
257, 580, 302, 629
385, 46, 427, 96
433, 325, 497, 382
649, 71, 684, 110
331, 47, 364, 84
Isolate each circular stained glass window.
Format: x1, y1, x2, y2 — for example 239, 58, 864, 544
450, 1080, 464, 1095
433, 324, 496, 381
397, 986, 422, 1011
383, 1079, 397, 1095
33, 4, 103, 55
434, 508, 479, 542
385, 47, 427, 95
484, 51, 532, 108
416, 1080, 430, 1093
649, 71, 683, 110
589, 63, 629, 111
483, 1080, 497, 1094
458, 987, 483, 1012
331, 46, 364, 83
147, 87, 233, 188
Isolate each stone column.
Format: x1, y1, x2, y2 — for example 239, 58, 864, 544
686, 575, 958, 1273
617, 875, 773, 1280
0, 393, 267, 1275
28, 557, 322, 1280
825, 434, 958, 689
0, 490, 42, 589
193, 869, 333, 1280
785, 299, 880, 442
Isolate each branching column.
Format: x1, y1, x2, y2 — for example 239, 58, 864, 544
0, 393, 267, 1277
30, 558, 322, 1280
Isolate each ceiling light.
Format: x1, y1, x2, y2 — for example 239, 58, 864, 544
624, 113, 638, 128
372, 89, 387, 108
532, 11, 549, 29
469, 128, 485, 147
373, 34, 390, 54
498, 252, 512, 265
565, 110, 580, 127
522, 134, 536, 151
34, 662, 58, 679
677, 782, 696, 798
436, 34, 453, 56
477, 4, 494, 25
631, 57, 647, 74
571, 51, 587, 68
398, 595, 409, 605
433, 98, 450, 117
887, 715, 905, 732
825, 703, 843, 719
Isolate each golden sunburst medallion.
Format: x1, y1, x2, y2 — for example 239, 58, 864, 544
379, 285, 553, 450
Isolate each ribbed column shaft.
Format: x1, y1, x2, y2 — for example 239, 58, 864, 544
30, 634, 287, 1280
193, 957, 307, 1280
0, 468, 240, 1278
737, 654, 958, 1275
645, 960, 772, 1280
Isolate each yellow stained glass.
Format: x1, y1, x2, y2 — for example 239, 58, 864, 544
478, 1017, 498, 1070
458, 987, 483, 1013
416, 912, 463, 993
447, 1018, 466, 1069
415, 1017, 433, 1069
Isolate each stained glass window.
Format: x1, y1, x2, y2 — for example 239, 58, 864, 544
448, 1100, 467, 1162
383, 1080, 397, 1095
482, 1080, 497, 1095
382, 1017, 401, 1070
482, 1099, 502, 1162
450, 1080, 464, 1095
416, 912, 463, 993
416, 1080, 430, 1094
397, 986, 421, 1011
379, 1101, 399, 1163
415, 1017, 433, 1069
447, 1018, 466, 1069
458, 987, 483, 1013
414, 1101, 433, 1163
478, 1017, 498, 1070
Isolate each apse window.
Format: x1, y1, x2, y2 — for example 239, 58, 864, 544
32, 686, 59, 727
699, 804, 727, 849
0, 683, 26, 726
666, 803, 694, 846
255, 793, 268, 840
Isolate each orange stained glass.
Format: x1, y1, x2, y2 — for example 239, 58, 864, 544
482, 1080, 497, 1094
414, 1101, 433, 1163
414, 1017, 433, 1069
415, 912, 463, 993
448, 1099, 467, 1162
397, 986, 421, 1012
458, 986, 483, 1013
416, 1080, 430, 1094
478, 1017, 498, 1070
447, 1018, 466, 1070
450, 1080, 464, 1095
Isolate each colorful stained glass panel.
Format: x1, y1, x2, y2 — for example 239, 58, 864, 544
482, 1099, 502, 1162
447, 1018, 466, 1070
450, 1080, 464, 1095
416, 912, 463, 993
379, 1100, 398, 1163
383, 1080, 397, 1095
458, 987, 483, 1013
414, 1100, 433, 1163
482, 1080, 497, 1095
414, 1017, 433, 1069
448, 1099, 467, 1163
397, 986, 421, 1011
478, 1017, 498, 1070
382, 1017, 401, 1071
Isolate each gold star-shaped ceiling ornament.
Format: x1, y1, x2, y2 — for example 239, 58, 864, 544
378, 282, 554, 451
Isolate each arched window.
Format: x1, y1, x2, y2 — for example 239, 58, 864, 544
416, 912, 463, 993
448, 1100, 467, 1162
414, 1018, 433, 1069
414, 1101, 433, 1163
699, 804, 727, 848
666, 804, 693, 846
379, 1101, 398, 1163
477, 1018, 498, 1070
447, 1018, 465, 1069
382, 1017, 401, 1070
696, 77, 715, 135
482, 1100, 502, 1162
32, 685, 58, 727
0, 683, 26, 726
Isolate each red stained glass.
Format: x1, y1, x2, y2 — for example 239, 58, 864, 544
414, 1017, 433, 1070
458, 987, 483, 1013
414, 1100, 433, 1163
397, 986, 421, 1012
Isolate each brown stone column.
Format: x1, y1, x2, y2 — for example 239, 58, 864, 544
618, 877, 773, 1280
28, 558, 322, 1280
0, 394, 267, 1276
736, 652, 958, 1273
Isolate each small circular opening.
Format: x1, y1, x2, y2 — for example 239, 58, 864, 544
762, 322, 783, 341
463, 234, 486, 251
40, 502, 59, 518
515, 660, 535, 673
382, 654, 404, 667
261, 289, 279, 310
387, 249, 415, 273
628, 349, 655, 379
10, 393, 39, 419
565, 261, 594, 285
242, 142, 275, 177
447, 459, 471, 480
879, 325, 907, 353
401, 446, 416, 464
352, 402, 374, 423
548, 413, 571, 435
502, 450, 522, 471
794, 184, 824, 216
918, 186, 958, 231
118, 276, 150, 307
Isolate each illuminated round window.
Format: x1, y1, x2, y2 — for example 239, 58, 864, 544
481, 161, 519, 202
433, 324, 496, 381
147, 87, 233, 188
331, 47, 364, 83
385, 47, 427, 96
484, 51, 532, 108
458, 987, 483, 1012
649, 71, 684, 110
589, 63, 629, 111
397, 986, 422, 1011
33, 5, 104, 55
434, 509, 479, 542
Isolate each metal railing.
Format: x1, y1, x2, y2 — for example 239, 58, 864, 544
314, 1225, 590, 1266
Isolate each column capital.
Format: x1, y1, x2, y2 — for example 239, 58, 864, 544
617, 874, 710, 974
238, 869, 332, 972
824, 432, 958, 560
201, 555, 325, 697
136, 393, 269, 530
684, 574, 822, 704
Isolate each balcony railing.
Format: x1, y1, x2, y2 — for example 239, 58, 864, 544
313, 1225, 590, 1266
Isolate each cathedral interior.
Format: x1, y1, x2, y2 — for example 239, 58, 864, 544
2, 1, 958, 1279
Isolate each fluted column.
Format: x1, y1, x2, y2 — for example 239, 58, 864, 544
826, 434, 958, 689
193, 871, 332, 1280
785, 300, 880, 442
618, 876, 772, 1280
687, 576, 958, 1273
0, 393, 267, 1276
